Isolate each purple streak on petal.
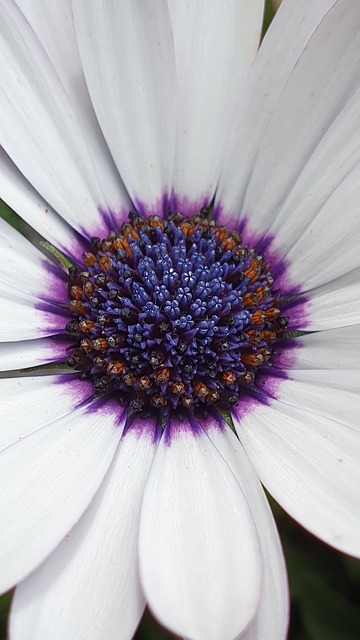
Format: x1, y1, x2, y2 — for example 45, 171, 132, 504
231, 390, 269, 425
199, 411, 226, 436
55, 231, 90, 265
250, 369, 296, 406
271, 337, 304, 370
281, 296, 309, 331
39, 260, 68, 301
235, 217, 298, 292
231, 347, 301, 424
53, 373, 94, 398
270, 334, 301, 369
52, 373, 124, 420
35, 259, 70, 332
77, 205, 132, 247
38, 335, 74, 364
163, 411, 228, 447
122, 414, 160, 444
163, 412, 202, 446
133, 193, 172, 219
34, 306, 69, 335
34, 261, 69, 333
170, 193, 213, 216
54, 376, 126, 427
81, 390, 126, 428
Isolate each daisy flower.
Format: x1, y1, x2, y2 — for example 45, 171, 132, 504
0, 0, 359, 639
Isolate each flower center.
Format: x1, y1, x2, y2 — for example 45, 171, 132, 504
66, 210, 287, 418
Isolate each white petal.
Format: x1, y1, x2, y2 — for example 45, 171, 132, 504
0, 375, 93, 451
275, 324, 360, 369
0, 336, 70, 372
0, 0, 117, 238
168, 0, 264, 210
268, 369, 360, 433
14, 0, 131, 215
0, 148, 85, 259
208, 420, 289, 640
0, 217, 68, 340
217, 0, 338, 223
233, 398, 360, 557
73, 0, 176, 212
0, 216, 67, 301
10, 420, 158, 640
284, 160, 360, 290
139, 418, 261, 640
305, 267, 360, 330
0, 285, 67, 340
0, 398, 122, 592
238, 0, 360, 240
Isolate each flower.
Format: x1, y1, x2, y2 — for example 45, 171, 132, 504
0, 1, 359, 639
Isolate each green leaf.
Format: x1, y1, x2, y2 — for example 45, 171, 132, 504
297, 573, 360, 640
0, 592, 12, 640
135, 609, 176, 640
261, 0, 276, 40
39, 240, 75, 270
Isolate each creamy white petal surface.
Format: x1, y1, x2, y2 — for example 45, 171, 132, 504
0, 216, 66, 301
269, 369, 360, 433
0, 217, 67, 340
0, 148, 85, 258
0, 337, 71, 372
217, 0, 339, 223
0, 0, 117, 238
10, 423, 158, 640
234, 399, 360, 557
0, 400, 122, 592
208, 421, 289, 640
304, 267, 360, 330
0, 287, 66, 340
275, 324, 360, 370
168, 0, 264, 209
15, 0, 131, 215
139, 419, 261, 640
73, 0, 176, 212
220, 0, 360, 245
0, 375, 93, 451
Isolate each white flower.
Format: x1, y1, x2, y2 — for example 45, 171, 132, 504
0, 1, 359, 639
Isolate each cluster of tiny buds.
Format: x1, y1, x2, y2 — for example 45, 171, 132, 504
65, 210, 288, 419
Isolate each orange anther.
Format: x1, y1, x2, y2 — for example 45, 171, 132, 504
265, 307, 281, 321
221, 371, 236, 385
92, 338, 108, 351
80, 338, 92, 353
83, 253, 97, 267
194, 381, 209, 398
171, 381, 185, 395
241, 352, 264, 367
123, 373, 136, 386
107, 361, 124, 375
83, 282, 95, 296
139, 376, 152, 390
262, 331, 277, 344
69, 300, 85, 314
251, 310, 266, 324
154, 368, 170, 384
78, 320, 94, 333
242, 293, 259, 307
70, 285, 83, 300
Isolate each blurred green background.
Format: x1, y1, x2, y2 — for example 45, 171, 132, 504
0, 1, 359, 638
